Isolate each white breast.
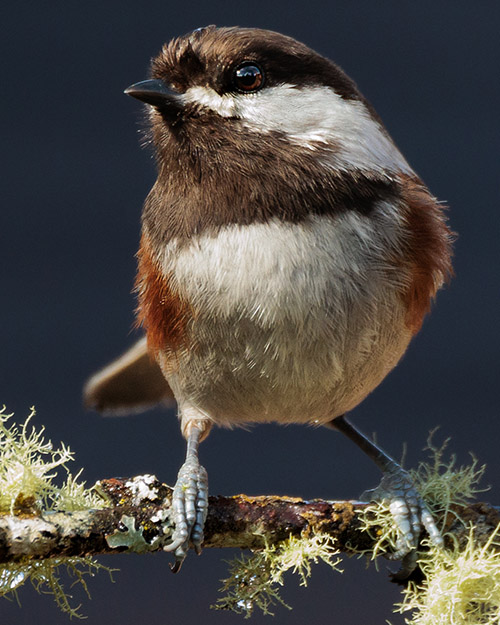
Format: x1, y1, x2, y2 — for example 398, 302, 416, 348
157, 208, 413, 427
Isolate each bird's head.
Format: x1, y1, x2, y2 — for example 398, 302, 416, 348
125, 26, 410, 177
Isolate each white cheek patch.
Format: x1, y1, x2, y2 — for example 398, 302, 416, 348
183, 86, 236, 117
183, 84, 412, 175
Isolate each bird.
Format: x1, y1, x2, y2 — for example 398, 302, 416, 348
84, 25, 453, 573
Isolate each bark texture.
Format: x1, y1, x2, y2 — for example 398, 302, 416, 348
0, 475, 498, 564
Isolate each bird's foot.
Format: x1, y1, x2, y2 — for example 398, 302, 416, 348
362, 465, 443, 579
164, 456, 208, 573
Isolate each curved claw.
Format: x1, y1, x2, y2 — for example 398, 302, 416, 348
164, 456, 208, 571
389, 550, 420, 582
331, 416, 442, 579
169, 559, 183, 574
363, 466, 442, 576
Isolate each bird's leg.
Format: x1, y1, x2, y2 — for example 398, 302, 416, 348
330, 415, 443, 577
164, 422, 209, 573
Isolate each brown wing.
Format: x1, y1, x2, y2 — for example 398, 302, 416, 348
399, 175, 454, 334
83, 336, 175, 415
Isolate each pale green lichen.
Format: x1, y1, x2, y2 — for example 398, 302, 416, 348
394, 436, 499, 625
359, 432, 488, 560
3, 407, 499, 623
55, 469, 105, 513
411, 432, 487, 523
213, 532, 343, 617
359, 433, 500, 625
0, 406, 112, 617
216, 433, 498, 622
0, 406, 104, 513
106, 515, 153, 553
1, 557, 114, 619
397, 526, 500, 625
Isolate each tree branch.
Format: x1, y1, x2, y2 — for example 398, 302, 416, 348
0, 474, 498, 564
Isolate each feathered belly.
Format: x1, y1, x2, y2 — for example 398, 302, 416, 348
140, 212, 413, 425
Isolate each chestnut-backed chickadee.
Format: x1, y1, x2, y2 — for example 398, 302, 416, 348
85, 26, 453, 573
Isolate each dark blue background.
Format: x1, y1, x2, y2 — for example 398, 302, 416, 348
2, 2, 499, 623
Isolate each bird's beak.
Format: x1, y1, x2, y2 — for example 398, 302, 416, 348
124, 79, 181, 110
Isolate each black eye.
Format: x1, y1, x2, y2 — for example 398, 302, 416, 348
233, 63, 264, 93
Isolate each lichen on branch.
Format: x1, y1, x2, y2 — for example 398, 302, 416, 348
1, 406, 500, 624
0, 406, 103, 515
0, 406, 110, 617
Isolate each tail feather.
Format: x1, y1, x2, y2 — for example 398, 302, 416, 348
83, 337, 175, 415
